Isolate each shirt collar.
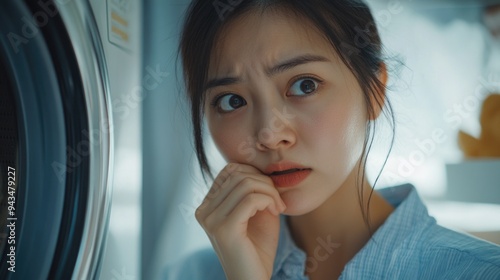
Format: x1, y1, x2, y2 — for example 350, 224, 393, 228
341, 183, 436, 277
271, 183, 431, 278
272, 213, 307, 278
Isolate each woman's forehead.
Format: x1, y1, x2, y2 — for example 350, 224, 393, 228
208, 9, 336, 76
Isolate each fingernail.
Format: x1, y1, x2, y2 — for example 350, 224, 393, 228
228, 163, 237, 171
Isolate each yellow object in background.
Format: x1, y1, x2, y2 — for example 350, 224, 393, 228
458, 93, 500, 158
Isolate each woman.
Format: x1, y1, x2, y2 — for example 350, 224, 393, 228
167, 0, 500, 279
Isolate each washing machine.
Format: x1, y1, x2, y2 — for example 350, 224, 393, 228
0, 0, 142, 279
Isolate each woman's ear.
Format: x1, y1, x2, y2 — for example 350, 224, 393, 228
369, 62, 388, 121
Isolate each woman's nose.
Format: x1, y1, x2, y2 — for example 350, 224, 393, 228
254, 104, 297, 151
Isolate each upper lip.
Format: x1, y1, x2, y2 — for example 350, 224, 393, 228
264, 161, 311, 176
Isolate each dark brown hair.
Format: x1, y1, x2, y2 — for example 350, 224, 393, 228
178, 0, 395, 230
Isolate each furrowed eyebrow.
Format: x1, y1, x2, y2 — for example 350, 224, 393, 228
204, 54, 329, 92
266, 54, 329, 76
204, 77, 241, 92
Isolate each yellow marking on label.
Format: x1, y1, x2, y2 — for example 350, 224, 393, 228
112, 25, 129, 42
112, 11, 128, 27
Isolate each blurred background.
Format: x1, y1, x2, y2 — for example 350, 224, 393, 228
0, 0, 499, 279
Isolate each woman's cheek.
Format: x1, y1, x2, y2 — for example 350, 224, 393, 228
303, 99, 362, 165
211, 124, 252, 163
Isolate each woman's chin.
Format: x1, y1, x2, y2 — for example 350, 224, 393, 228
279, 196, 321, 216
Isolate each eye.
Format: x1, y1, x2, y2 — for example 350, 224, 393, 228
289, 77, 321, 96
211, 93, 247, 113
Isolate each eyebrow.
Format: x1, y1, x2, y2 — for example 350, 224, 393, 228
204, 54, 330, 92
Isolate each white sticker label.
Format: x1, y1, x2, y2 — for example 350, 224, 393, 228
108, 0, 132, 50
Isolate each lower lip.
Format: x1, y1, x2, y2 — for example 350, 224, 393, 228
270, 169, 311, 188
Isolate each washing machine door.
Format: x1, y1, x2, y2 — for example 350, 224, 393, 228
0, 0, 113, 279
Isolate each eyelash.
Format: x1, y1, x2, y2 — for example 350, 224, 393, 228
288, 75, 324, 96
209, 75, 324, 111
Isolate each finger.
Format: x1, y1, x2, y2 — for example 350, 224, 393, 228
203, 193, 277, 234
225, 193, 278, 227
197, 163, 239, 215
228, 163, 286, 208
208, 163, 263, 198
214, 176, 284, 218
198, 170, 283, 219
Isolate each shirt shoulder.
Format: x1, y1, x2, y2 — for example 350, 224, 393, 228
416, 223, 500, 279
162, 247, 225, 280
341, 184, 500, 279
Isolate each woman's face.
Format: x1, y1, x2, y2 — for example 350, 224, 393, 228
204, 10, 369, 215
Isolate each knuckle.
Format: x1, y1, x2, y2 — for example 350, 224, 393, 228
194, 207, 204, 221
243, 193, 259, 205
239, 176, 255, 188
223, 163, 239, 175
206, 188, 218, 199
207, 184, 222, 198
213, 175, 227, 189
261, 175, 274, 185
214, 166, 236, 188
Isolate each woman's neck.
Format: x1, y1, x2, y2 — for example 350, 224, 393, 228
286, 167, 395, 278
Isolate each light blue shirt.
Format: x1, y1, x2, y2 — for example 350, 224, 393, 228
164, 184, 500, 279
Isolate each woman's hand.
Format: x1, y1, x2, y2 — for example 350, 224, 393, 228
195, 163, 287, 280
